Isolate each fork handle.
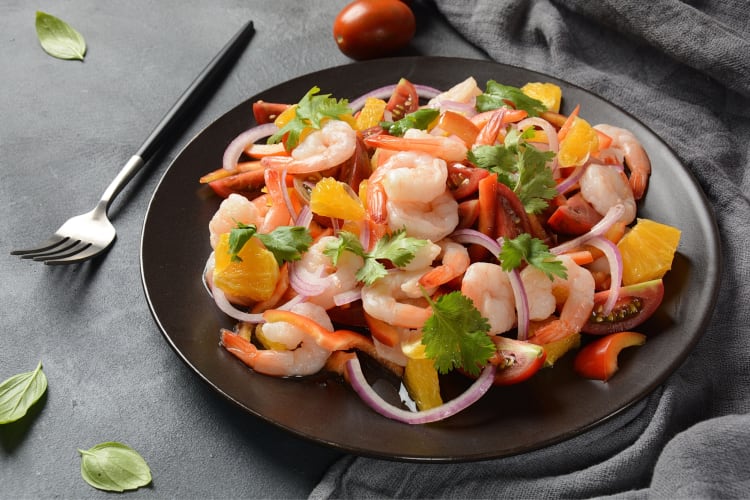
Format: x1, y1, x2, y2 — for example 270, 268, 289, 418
98, 20, 255, 210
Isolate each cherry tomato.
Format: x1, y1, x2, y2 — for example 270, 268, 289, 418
333, 0, 416, 60
252, 101, 291, 124
491, 337, 546, 386
582, 279, 665, 335
385, 78, 419, 120
573, 331, 646, 381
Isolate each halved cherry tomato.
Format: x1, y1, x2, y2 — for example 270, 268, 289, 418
385, 78, 420, 121
491, 337, 546, 385
208, 169, 265, 198
546, 192, 603, 235
582, 279, 665, 335
333, 0, 416, 61
252, 101, 290, 124
447, 163, 489, 200
573, 331, 646, 381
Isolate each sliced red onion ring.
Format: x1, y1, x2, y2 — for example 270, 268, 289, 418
223, 123, 278, 172
294, 204, 313, 228
333, 288, 362, 307
450, 228, 502, 257
212, 287, 265, 323
551, 204, 625, 255
288, 262, 328, 297
277, 168, 297, 220
507, 269, 530, 341
555, 164, 585, 194
586, 236, 623, 315
345, 357, 496, 424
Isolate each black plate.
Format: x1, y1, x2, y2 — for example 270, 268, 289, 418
140, 57, 720, 462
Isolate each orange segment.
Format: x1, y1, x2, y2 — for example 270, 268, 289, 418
557, 117, 599, 167
521, 82, 562, 113
403, 357, 443, 411
309, 177, 365, 220
543, 332, 581, 367
213, 233, 280, 302
617, 218, 681, 285
355, 98, 387, 130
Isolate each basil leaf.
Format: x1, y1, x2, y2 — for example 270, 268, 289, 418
78, 442, 152, 492
35, 11, 87, 61
0, 361, 48, 424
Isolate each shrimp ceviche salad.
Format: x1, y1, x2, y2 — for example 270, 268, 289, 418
200, 77, 681, 424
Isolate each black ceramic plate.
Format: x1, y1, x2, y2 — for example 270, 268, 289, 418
141, 57, 720, 462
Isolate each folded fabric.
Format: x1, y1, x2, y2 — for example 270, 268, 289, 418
311, 0, 750, 498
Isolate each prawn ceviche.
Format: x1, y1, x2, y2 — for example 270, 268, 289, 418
200, 77, 682, 424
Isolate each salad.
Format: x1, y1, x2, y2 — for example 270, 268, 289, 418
199, 77, 681, 424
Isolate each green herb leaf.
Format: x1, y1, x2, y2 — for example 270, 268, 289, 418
500, 233, 567, 280
323, 230, 365, 266
468, 128, 557, 214
476, 80, 546, 116
35, 11, 86, 61
268, 87, 351, 149
380, 108, 439, 137
78, 442, 152, 492
256, 226, 313, 265
0, 361, 47, 425
421, 292, 496, 376
358, 230, 428, 285
228, 223, 258, 262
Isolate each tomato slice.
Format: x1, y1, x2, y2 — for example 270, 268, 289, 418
447, 163, 489, 200
252, 101, 290, 124
573, 331, 646, 381
582, 279, 664, 335
386, 78, 419, 121
491, 337, 546, 385
208, 169, 265, 198
546, 192, 602, 235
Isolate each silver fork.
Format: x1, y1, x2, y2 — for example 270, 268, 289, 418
11, 20, 255, 265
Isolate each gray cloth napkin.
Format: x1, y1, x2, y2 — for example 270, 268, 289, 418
311, 0, 750, 497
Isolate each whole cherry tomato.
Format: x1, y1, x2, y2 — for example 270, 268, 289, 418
333, 0, 416, 60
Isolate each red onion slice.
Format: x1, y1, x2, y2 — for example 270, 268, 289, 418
289, 262, 328, 297
450, 228, 502, 257
551, 204, 624, 255
346, 357, 496, 424
586, 236, 623, 315
555, 164, 585, 194
223, 123, 278, 172
507, 269, 530, 341
212, 287, 265, 324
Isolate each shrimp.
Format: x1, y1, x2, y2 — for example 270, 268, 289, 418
520, 265, 557, 321
361, 270, 434, 329
260, 120, 357, 174
221, 302, 332, 377
594, 124, 651, 200
461, 263, 516, 335
387, 192, 459, 242
419, 238, 470, 288
529, 255, 595, 345
296, 235, 364, 310
208, 193, 263, 249
366, 150, 450, 225
365, 129, 468, 163
579, 163, 637, 225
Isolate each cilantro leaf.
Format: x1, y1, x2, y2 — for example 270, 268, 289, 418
380, 108, 439, 137
499, 233, 567, 280
323, 230, 365, 266
468, 128, 557, 214
228, 223, 258, 262
268, 86, 352, 150
324, 229, 428, 286
476, 80, 547, 116
421, 292, 496, 376
256, 226, 313, 265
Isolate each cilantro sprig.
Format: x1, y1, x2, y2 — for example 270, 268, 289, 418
499, 233, 567, 280
421, 292, 496, 376
380, 108, 439, 137
228, 223, 312, 265
468, 128, 557, 214
476, 80, 547, 116
324, 229, 428, 285
267, 86, 352, 150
